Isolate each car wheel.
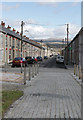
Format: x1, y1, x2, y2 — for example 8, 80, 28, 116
25, 63, 27, 67
12, 65, 15, 67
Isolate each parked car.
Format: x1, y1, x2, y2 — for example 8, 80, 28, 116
25, 56, 34, 64
44, 56, 48, 59
36, 56, 42, 61
56, 55, 64, 63
12, 57, 27, 67
55, 54, 58, 59
33, 57, 38, 63
50, 54, 53, 57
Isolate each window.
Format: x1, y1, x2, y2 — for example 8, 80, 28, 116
9, 37, 11, 47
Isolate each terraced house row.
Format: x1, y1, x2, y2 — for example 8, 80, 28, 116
62, 27, 83, 77
0, 21, 49, 63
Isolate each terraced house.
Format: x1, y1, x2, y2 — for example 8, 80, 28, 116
0, 21, 46, 63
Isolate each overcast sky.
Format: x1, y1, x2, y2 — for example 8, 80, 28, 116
0, 1, 82, 40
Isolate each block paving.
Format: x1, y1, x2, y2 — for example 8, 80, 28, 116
4, 68, 81, 119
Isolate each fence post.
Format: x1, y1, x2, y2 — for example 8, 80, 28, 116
5, 62, 7, 73
36, 63, 37, 75
74, 64, 76, 75
32, 64, 34, 78
76, 65, 78, 76
5, 49, 8, 72
29, 65, 31, 81
79, 66, 82, 79
38, 63, 39, 74
35, 63, 37, 76
37, 63, 39, 74
21, 62, 23, 73
37, 63, 38, 74
24, 63, 26, 84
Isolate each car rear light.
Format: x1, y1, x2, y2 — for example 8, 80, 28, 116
13, 60, 15, 63
35, 59, 37, 61
20, 60, 23, 63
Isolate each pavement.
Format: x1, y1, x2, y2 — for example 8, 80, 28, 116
0, 64, 29, 84
71, 74, 82, 86
66, 64, 82, 86
0, 62, 5, 68
0, 72, 24, 83
4, 67, 81, 119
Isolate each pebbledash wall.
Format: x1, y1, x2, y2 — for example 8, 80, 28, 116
62, 27, 83, 68
0, 21, 46, 63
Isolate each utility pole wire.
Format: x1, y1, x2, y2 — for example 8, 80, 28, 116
24, 26, 34, 39
25, 21, 47, 26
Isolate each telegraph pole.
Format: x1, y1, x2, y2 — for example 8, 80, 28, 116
62, 39, 64, 48
66, 24, 69, 65
21, 21, 23, 73
65, 37, 66, 47
47, 46, 48, 57
67, 24, 69, 45
40, 40, 42, 57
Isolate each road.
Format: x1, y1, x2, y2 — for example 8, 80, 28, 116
39, 56, 66, 68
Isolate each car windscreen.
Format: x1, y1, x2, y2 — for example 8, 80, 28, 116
61, 56, 64, 59
14, 57, 22, 60
25, 57, 32, 59
57, 57, 60, 59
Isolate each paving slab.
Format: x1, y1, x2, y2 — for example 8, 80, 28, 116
0, 72, 29, 83
4, 67, 81, 119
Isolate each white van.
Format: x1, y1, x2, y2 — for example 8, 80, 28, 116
56, 55, 64, 63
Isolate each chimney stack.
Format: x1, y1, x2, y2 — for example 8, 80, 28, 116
7, 25, 11, 30
1, 21, 5, 27
23, 35, 26, 37
17, 31, 19, 34
13, 28, 16, 32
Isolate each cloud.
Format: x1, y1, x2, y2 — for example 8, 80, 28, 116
23, 22, 80, 40
25, 19, 38, 25
0, 3, 20, 11
38, 2, 57, 7
69, 23, 81, 38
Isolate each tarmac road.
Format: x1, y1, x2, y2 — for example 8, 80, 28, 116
39, 56, 66, 68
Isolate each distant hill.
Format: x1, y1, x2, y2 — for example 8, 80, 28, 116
33, 38, 71, 43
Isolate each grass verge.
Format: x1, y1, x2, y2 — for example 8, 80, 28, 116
2, 90, 23, 117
